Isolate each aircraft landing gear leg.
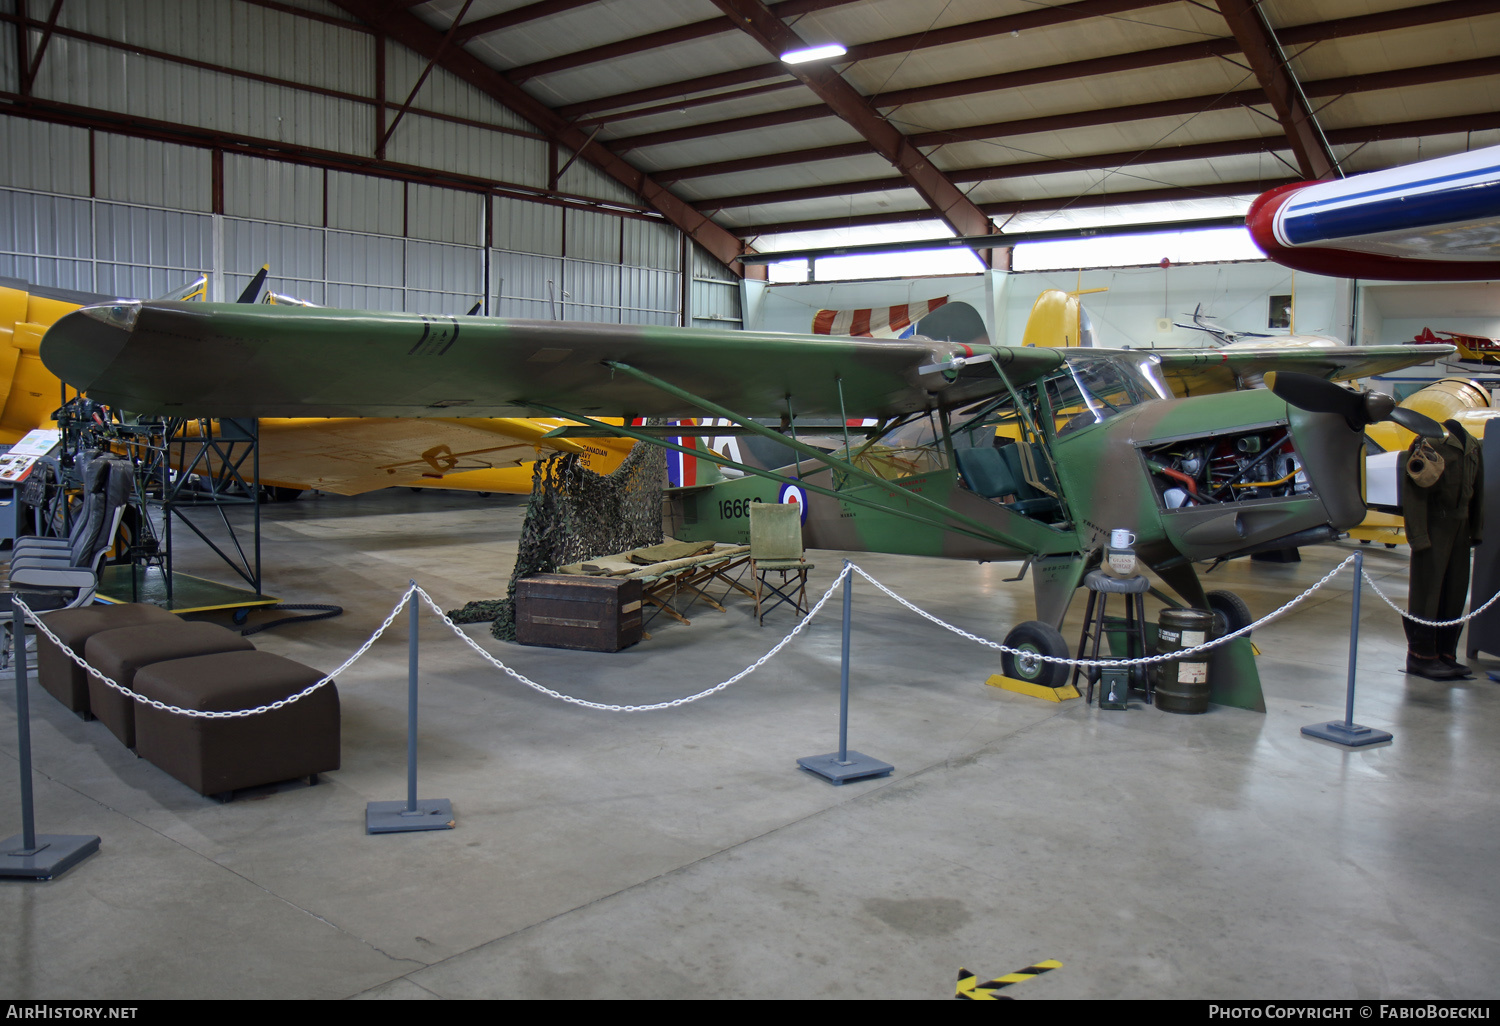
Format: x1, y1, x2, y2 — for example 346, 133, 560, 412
1002, 620, 1070, 688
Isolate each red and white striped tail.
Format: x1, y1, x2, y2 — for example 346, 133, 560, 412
811, 296, 948, 338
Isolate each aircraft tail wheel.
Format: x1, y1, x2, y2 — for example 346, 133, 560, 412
1001, 620, 1070, 688
232, 608, 250, 626
1205, 590, 1252, 637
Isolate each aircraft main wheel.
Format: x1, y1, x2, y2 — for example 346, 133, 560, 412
1001, 620, 1070, 688
1205, 589, 1252, 637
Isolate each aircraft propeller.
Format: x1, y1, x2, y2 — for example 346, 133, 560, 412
236, 264, 270, 304
1266, 370, 1445, 439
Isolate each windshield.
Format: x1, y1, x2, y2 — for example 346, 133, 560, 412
1050, 354, 1170, 435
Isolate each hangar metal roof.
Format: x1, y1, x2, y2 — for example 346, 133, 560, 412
77, 1, 1500, 271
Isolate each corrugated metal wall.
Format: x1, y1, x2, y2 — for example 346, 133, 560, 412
0, 1, 744, 324
691, 242, 743, 330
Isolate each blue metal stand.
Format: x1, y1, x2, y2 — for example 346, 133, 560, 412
1302, 550, 1393, 748
798, 564, 893, 785
1, 595, 100, 880
367, 584, 454, 833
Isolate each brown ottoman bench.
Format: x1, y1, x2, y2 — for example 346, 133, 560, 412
36, 603, 181, 717
132, 650, 340, 800
85, 621, 255, 748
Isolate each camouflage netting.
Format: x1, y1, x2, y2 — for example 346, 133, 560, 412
447, 435, 666, 640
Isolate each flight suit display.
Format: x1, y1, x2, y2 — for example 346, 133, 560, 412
1402, 421, 1483, 680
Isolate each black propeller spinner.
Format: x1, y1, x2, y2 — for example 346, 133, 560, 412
1266, 370, 1445, 439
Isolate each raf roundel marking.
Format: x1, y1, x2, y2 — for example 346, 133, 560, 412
778, 482, 808, 523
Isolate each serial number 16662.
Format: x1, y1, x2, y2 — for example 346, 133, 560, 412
717, 498, 765, 519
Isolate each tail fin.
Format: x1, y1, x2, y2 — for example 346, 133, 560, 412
664, 418, 749, 487
1021, 289, 1090, 348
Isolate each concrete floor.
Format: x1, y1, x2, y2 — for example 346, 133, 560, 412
2, 488, 1498, 1000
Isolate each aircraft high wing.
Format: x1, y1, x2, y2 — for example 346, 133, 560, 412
42, 297, 1452, 689
1247, 144, 1500, 280
1152, 344, 1446, 398
6, 282, 630, 495
45, 301, 1060, 420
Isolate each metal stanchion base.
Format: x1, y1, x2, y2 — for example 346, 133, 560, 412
1301, 721, 1393, 747
0, 833, 100, 880
797, 751, 893, 785
365, 798, 454, 834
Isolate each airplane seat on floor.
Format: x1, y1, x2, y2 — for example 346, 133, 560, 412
10, 453, 107, 561
955, 446, 1060, 517
953, 446, 1017, 500
997, 444, 1062, 518
7, 459, 133, 612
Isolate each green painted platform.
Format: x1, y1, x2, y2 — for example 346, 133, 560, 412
96, 565, 277, 615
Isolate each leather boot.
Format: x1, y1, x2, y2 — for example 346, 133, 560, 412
1435, 624, 1475, 679
1405, 620, 1465, 680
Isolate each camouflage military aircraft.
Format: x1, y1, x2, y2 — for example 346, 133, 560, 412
40, 292, 1450, 683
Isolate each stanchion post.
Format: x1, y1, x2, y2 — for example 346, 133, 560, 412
1, 592, 101, 880
1301, 550, 1393, 747
366, 583, 455, 833
797, 563, 893, 785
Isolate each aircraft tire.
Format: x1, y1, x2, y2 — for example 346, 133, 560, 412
1001, 620, 1070, 688
1205, 590, 1253, 637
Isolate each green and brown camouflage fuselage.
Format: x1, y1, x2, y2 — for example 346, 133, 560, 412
40, 296, 1445, 628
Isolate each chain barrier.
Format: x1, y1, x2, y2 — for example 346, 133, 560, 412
1359, 568, 1500, 628
410, 569, 851, 712
19, 550, 1484, 720
848, 555, 1356, 667
10, 589, 413, 720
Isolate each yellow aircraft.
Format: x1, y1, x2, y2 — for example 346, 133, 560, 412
0, 279, 633, 496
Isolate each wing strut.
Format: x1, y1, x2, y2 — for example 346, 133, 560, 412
527, 404, 1014, 548
600, 360, 1029, 544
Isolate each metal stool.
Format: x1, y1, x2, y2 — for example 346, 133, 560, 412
1071, 570, 1153, 706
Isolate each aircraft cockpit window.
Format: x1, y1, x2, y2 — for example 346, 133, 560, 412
1052, 356, 1169, 436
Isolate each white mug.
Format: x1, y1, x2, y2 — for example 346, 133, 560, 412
1110, 528, 1136, 549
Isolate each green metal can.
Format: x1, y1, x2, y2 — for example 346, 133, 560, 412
1152, 608, 1214, 714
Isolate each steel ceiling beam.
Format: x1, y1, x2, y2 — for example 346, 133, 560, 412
1214, 0, 1335, 179
687, 54, 1500, 209
17, 0, 64, 96
659, 142, 874, 184
608, 36, 1240, 151
451, 0, 603, 43
1277, 0, 1495, 45
739, 215, 1251, 265
709, 0, 995, 254
911, 90, 1261, 149
735, 179, 1301, 238
379, 0, 475, 153
692, 138, 1291, 212
557, 0, 1173, 119
638, 0, 1495, 180
506, 0, 860, 83
327, 0, 757, 276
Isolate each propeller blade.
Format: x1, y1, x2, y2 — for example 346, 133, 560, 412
466, 301, 482, 316
1389, 406, 1446, 439
1268, 370, 1445, 437
1266, 370, 1364, 421
236, 265, 270, 304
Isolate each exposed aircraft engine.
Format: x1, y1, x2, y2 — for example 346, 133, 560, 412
1143, 426, 1306, 509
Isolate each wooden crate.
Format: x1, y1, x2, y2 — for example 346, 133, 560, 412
514, 574, 644, 652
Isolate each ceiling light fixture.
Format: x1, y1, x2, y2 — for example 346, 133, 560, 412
780, 42, 846, 64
